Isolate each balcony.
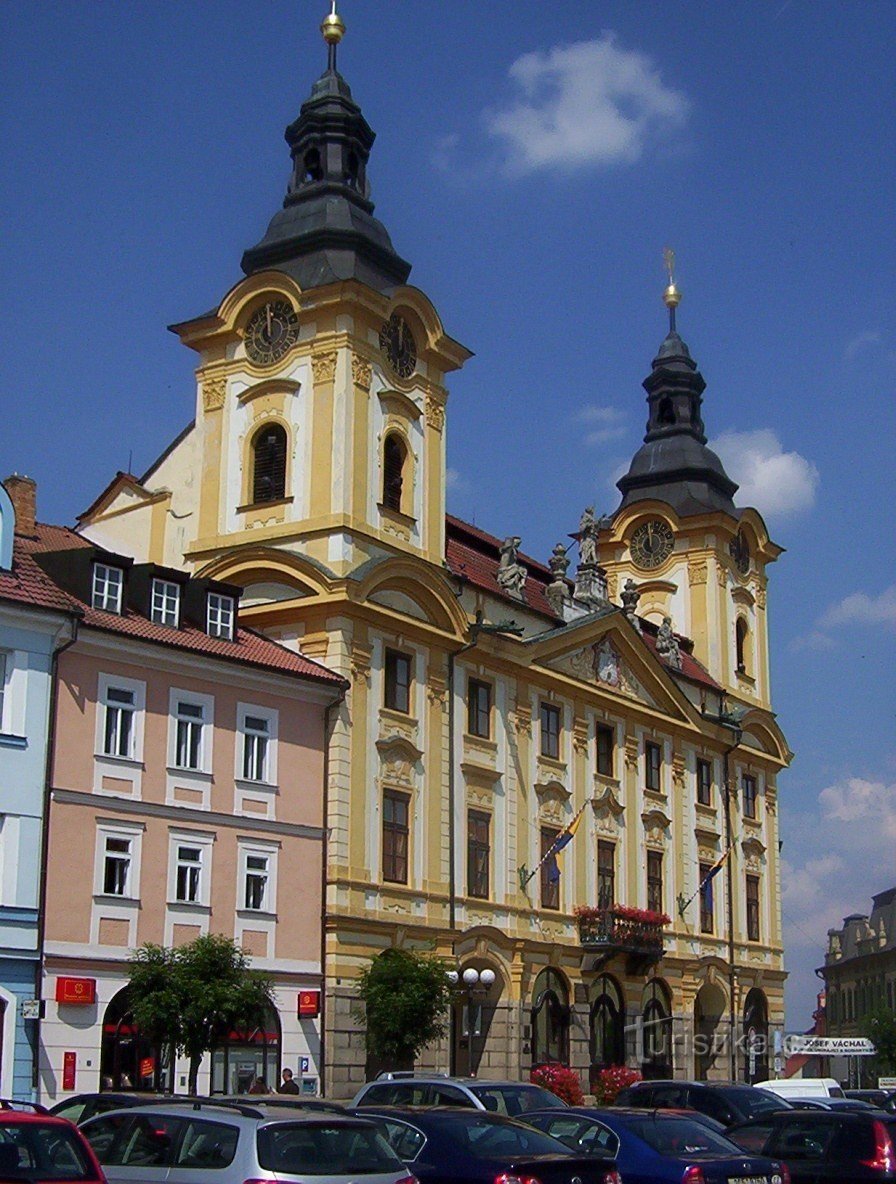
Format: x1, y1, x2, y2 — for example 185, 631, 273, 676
576, 905, 669, 970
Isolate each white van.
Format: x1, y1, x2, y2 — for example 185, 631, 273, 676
759, 1077, 845, 1099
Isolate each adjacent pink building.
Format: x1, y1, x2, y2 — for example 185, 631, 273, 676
24, 521, 345, 1099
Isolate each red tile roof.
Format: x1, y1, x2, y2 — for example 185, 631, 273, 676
10, 523, 346, 688
445, 515, 561, 621
640, 627, 723, 691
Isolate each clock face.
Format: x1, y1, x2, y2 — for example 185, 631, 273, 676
729, 529, 751, 575
379, 314, 416, 379
630, 519, 674, 569
244, 300, 300, 366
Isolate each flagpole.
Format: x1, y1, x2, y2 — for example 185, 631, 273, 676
521, 800, 588, 888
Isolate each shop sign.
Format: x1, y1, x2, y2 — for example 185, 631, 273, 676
139, 1057, 155, 1079
298, 990, 320, 1017
62, 1051, 76, 1091
56, 977, 97, 1005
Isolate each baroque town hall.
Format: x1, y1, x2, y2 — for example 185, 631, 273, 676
76, 9, 790, 1095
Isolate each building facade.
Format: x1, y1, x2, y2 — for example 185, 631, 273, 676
12, 510, 344, 1100
0, 477, 78, 1097
76, 15, 791, 1096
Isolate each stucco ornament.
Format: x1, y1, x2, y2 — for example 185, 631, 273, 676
595, 638, 621, 687
351, 354, 372, 391
497, 536, 527, 600
425, 394, 445, 432
311, 350, 338, 383
202, 375, 226, 412
656, 616, 682, 669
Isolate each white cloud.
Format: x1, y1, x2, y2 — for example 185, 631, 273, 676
486, 34, 688, 174
844, 329, 882, 360
820, 777, 896, 837
817, 585, 896, 631
709, 429, 819, 518
789, 630, 836, 653
446, 467, 471, 495
574, 404, 627, 445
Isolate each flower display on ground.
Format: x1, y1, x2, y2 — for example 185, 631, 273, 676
530, 1062, 585, 1106
593, 1064, 642, 1105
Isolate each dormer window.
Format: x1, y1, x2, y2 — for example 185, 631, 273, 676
207, 592, 234, 640
151, 579, 180, 628
92, 563, 124, 613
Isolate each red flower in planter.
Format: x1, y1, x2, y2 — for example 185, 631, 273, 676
593, 1065, 642, 1105
530, 1063, 584, 1106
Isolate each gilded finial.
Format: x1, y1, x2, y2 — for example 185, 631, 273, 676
321, 1, 345, 70
662, 246, 680, 331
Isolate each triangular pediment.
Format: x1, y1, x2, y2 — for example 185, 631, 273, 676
77, 472, 159, 525
528, 615, 693, 723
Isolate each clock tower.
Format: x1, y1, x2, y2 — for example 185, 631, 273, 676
600, 265, 783, 711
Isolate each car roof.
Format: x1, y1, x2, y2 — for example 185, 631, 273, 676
0, 1110, 71, 1125
364, 1077, 535, 1088
83, 1101, 377, 1125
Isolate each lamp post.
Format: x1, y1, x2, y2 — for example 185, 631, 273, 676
446, 966, 496, 1076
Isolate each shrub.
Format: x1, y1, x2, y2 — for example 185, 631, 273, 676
593, 1064, 642, 1104
530, 1063, 584, 1106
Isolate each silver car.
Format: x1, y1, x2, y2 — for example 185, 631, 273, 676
79, 1101, 418, 1184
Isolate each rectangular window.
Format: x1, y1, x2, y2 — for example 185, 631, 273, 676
597, 840, 615, 909
647, 849, 664, 914
697, 758, 713, 806
743, 774, 757, 819
746, 874, 761, 941
103, 836, 131, 896
467, 810, 490, 899
540, 826, 560, 911
699, 862, 714, 933
382, 790, 409, 884
540, 702, 561, 760
242, 715, 269, 782
151, 579, 180, 627
467, 679, 492, 739
92, 563, 124, 613
244, 853, 269, 911
596, 723, 614, 777
175, 701, 204, 770
103, 687, 135, 758
645, 741, 662, 792
207, 593, 234, 640
384, 649, 411, 714
175, 845, 202, 903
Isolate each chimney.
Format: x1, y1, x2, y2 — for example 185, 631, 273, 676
4, 474, 37, 536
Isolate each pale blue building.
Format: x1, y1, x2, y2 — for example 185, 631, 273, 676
0, 478, 77, 1097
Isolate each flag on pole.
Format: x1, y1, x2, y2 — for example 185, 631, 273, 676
701, 845, 730, 885
525, 801, 587, 887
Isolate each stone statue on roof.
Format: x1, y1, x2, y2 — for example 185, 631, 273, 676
621, 578, 642, 633
497, 536, 527, 600
656, 615, 682, 669
578, 506, 599, 566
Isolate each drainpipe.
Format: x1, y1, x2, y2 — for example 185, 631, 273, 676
319, 681, 347, 1100
722, 732, 742, 1081
34, 616, 79, 1098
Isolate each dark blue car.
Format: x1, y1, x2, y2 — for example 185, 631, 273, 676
358, 1105, 622, 1184
521, 1106, 790, 1184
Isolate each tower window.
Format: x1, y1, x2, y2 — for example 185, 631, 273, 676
657, 396, 675, 425
252, 423, 287, 504
303, 148, 322, 183
382, 433, 407, 512
735, 617, 750, 674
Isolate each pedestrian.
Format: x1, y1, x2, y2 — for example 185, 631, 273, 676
248, 1076, 270, 1095
278, 1067, 300, 1095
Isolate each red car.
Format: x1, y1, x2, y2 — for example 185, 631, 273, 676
0, 1101, 106, 1182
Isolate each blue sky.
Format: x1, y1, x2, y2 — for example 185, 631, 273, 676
2, 1, 894, 1027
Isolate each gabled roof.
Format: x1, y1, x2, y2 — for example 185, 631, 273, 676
0, 536, 81, 617
445, 515, 560, 622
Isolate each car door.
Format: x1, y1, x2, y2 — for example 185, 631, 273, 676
85, 1112, 184, 1184
766, 1114, 838, 1184
166, 1116, 241, 1184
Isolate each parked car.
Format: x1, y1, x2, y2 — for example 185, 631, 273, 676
615, 1078, 793, 1126
351, 1075, 567, 1115
0, 1104, 106, 1182
759, 1077, 845, 1100
847, 1090, 896, 1113
759, 1096, 881, 1112
49, 1092, 171, 1125
727, 1107, 896, 1181
358, 1105, 621, 1184
80, 1100, 417, 1184
521, 1106, 790, 1184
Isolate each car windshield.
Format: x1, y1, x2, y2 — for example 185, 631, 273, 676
442, 1114, 572, 1158
626, 1116, 741, 1156
741, 1090, 794, 1116
257, 1122, 402, 1175
468, 1085, 566, 1116
0, 1123, 95, 1180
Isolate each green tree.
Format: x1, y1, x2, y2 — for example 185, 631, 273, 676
128, 934, 275, 1094
355, 948, 452, 1069
862, 1005, 896, 1076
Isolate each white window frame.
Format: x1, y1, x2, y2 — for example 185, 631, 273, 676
96, 673, 146, 766
236, 703, 278, 786
151, 578, 181, 627
207, 592, 235, 640
167, 688, 214, 774
94, 822, 143, 901
166, 830, 214, 908
237, 841, 278, 915
92, 563, 124, 613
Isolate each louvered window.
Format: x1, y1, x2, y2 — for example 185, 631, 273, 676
252, 424, 287, 503
383, 434, 405, 511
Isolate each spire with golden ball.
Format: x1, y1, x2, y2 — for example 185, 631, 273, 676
321, 1, 346, 73
662, 245, 681, 333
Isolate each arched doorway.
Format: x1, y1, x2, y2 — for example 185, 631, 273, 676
100, 988, 161, 1092
589, 974, 625, 1091
451, 963, 502, 1078
694, 982, 727, 1081
641, 978, 673, 1079
530, 968, 570, 1067
742, 987, 769, 1083
210, 1003, 281, 1094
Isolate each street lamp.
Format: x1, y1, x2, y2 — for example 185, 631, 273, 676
447, 966, 495, 1075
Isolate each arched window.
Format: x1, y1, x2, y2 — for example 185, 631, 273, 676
100, 987, 163, 1092
210, 1003, 281, 1094
589, 974, 624, 1089
303, 148, 322, 183
742, 987, 769, 1083
657, 396, 675, 425
383, 433, 407, 512
252, 424, 287, 504
531, 968, 570, 1066
735, 617, 749, 674
641, 978, 673, 1079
